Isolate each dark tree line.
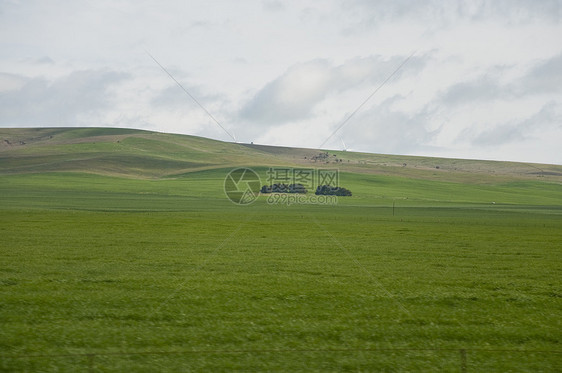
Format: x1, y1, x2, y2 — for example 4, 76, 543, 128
315, 185, 352, 196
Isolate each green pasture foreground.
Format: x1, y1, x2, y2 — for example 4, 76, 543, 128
0, 171, 561, 371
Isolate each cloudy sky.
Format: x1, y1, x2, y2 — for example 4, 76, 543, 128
1, 0, 561, 164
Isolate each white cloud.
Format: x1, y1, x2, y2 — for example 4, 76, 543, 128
0, 69, 130, 126
239, 54, 425, 125
240, 59, 333, 124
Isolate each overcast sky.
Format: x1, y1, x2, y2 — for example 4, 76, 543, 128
1, 0, 561, 164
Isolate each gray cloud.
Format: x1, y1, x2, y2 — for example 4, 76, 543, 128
519, 53, 562, 94
18, 56, 54, 65
336, 99, 440, 154
470, 122, 526, 147
0, 69, 130, 126
440, 77, 505, 106
467, 102, 561, 147
262, 0, 284, 12
151, 82, 223, 110
345, 0, 561, 24
439, 53, 562, 106
239, 54, 426, 125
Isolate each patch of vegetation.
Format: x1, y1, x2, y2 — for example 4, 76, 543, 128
315, 184, 352, 196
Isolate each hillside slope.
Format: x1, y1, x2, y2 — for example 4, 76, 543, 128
1, 127, 561, 183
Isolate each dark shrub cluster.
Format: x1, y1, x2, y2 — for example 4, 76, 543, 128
315, 185, 352, 196
260, 183, 307, 194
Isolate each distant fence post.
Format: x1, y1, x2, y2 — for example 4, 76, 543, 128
459, 349, 467, 373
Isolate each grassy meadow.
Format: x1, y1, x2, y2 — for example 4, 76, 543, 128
0, 128, 561, 371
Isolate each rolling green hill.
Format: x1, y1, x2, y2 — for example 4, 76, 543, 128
1, 127, 561, 182
1, 126, 561, 212
1, 127, 561, 210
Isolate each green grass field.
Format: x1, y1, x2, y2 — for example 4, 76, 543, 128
1, 128, 561, 371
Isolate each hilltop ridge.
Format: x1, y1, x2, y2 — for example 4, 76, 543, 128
1, 127, 561, 183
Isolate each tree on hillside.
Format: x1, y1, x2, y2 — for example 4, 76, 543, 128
315, 185, 352, 196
